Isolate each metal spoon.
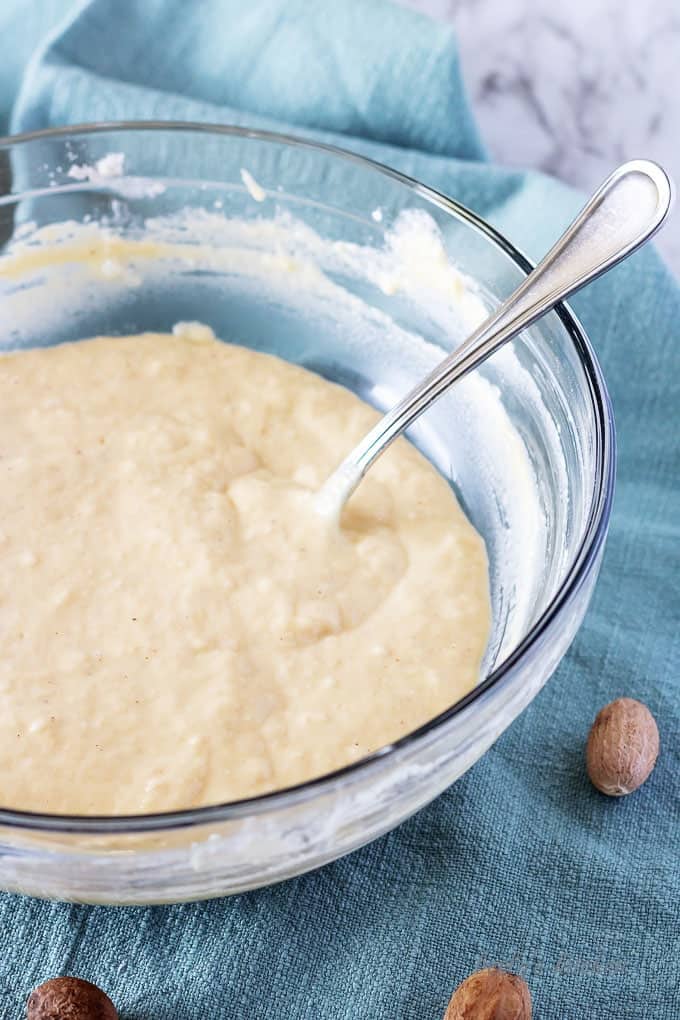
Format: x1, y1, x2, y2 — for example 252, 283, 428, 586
316, 159, 672, 516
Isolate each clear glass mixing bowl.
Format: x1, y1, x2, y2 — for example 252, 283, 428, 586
0, 124, 614, 903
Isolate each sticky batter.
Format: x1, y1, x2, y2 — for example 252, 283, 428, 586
0, 325, 490, 814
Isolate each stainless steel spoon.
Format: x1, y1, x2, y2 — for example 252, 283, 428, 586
316, 159, 672, 516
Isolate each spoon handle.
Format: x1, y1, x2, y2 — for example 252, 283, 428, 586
319, 160, 672, 511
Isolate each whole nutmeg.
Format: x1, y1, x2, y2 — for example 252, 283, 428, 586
27, 977, 117, 1020
586, 697, 659, 796
444, 967, 531, 1020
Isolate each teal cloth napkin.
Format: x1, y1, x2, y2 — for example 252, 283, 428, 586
2, 2, 679, 1017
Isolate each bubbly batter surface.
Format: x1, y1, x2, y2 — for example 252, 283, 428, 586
0, 326, 490, 814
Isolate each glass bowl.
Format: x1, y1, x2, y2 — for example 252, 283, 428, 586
0, 123, 614, 904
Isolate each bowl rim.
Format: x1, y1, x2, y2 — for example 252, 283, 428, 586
0, 120, 616, 834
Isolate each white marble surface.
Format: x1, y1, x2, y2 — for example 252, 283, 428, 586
401, 0, 679, 274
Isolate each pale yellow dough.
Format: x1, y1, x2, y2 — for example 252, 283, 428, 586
0, 327, 490, 814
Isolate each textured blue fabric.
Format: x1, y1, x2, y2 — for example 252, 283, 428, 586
2, 1, 679, 1017
0, 0, 69, 133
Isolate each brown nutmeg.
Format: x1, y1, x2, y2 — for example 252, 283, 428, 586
586, 697, 659, 797
444, 967, 531, 1019
27, 977, 117, 1020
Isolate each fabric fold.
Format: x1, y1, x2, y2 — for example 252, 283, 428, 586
12, 0, 486, 161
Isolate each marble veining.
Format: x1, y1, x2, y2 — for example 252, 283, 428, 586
402, 0, 679, 274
